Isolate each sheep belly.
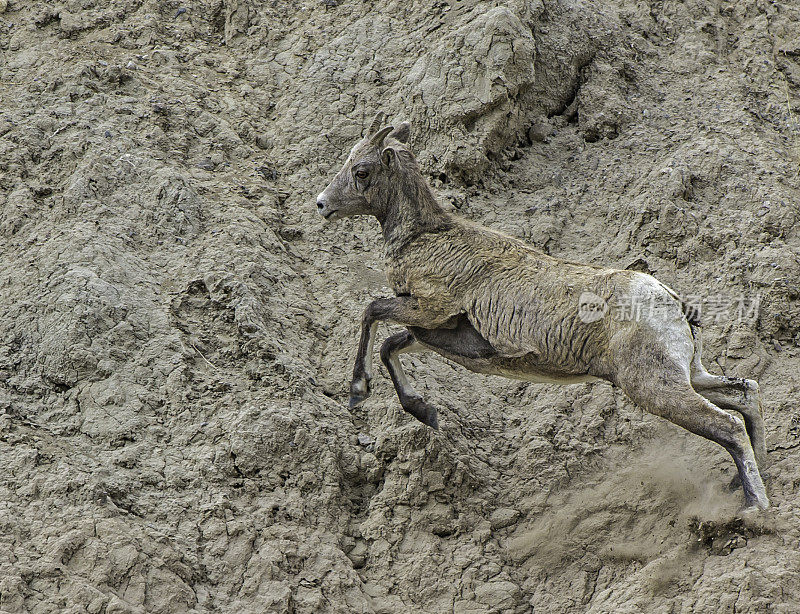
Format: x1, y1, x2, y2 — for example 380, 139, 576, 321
495, 367, 600, 385
424, 345, 601, 385
409, 314, 601, 384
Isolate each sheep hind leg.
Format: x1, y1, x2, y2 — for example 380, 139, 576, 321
619, 374, 769, 511
380, 331, 439, 429
691, 371, 767, 473
688, 324, 767, 472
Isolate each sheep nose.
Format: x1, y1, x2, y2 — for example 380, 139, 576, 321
317, 197, 325, 211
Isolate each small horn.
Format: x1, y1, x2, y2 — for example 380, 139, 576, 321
389, 122, 410, 143
370, 125, 394, 147
367, 111, 385, 136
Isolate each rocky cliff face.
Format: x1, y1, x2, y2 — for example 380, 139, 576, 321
1, 1, 799, 612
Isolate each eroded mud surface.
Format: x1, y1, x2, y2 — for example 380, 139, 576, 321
1, 1, 799, 612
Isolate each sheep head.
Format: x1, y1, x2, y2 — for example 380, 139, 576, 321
316, 113, 411, 222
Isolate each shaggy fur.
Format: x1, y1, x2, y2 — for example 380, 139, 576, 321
316, 114, 769, 511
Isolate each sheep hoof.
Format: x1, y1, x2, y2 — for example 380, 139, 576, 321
349, 376, 371, 408
752, 492, 770, 511
348, 392, 368, 409
740, 494, 770, 514
404, 397, 439, 430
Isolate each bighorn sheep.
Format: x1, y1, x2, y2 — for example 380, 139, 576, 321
316, 113, 769, 511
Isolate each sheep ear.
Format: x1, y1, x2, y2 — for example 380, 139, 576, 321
370, 125, 394, 147
381, 146, 396, 168
389, 122, 410, 143
367, 111, 385, 136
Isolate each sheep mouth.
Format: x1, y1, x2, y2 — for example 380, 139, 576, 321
322, 209, 338, 220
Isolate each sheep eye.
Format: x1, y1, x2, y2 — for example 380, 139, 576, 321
355, 169, 369, 180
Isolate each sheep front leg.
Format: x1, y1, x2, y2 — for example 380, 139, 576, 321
349, 319, 379, 408
349, 296, 454, 409
380, 331, 439, 429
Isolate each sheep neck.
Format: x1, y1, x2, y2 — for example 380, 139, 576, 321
378, 168, 450, 256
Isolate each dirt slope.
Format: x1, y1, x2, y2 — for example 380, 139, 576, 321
1, 0, 799, 612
